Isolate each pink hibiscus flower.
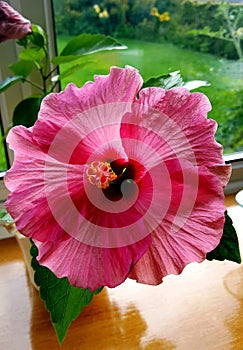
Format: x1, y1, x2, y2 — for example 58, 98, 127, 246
4, 66, 231, 291
0, 1, 32, 42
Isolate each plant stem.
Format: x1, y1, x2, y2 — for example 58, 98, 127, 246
50, 80, 59, 92
40, 67, 47, 93
24, 79, 43, 92
45, 66, 58, 80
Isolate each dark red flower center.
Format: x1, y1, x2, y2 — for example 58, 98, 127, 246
86, 158, 137, 202
104, 159, 137, 202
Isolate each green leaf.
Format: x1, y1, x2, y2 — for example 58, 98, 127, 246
30, 243, 103, 344
0, 75, 24, 93
143, 71, 184, 89
188, 26, 211, 36
29, 32, 45, 48
17, 36, 28, 48
17, 24, 47, 49
30, 24, 47, 48
0, 208, 14, 225
19, 48, 45, 68
206, 211, 241, 263
183, 80, 210, 91
56, 60, 95, 80
187, 27, 225, 40
59, 33, 126, 57
52, 55, 85, 65
8, 60, 35, 79
12, 96, 44, 127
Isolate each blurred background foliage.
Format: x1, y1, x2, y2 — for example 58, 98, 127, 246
53, 0, 243, 60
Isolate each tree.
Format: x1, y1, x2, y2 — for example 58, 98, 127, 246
189, 0, 243, 60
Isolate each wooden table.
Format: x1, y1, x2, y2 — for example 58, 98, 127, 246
0, 195, 243, 350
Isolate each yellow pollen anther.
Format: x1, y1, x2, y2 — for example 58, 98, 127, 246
86, 161, 117, 189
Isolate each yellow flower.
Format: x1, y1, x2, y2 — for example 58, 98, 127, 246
150, 7, 159, 17
99, 9, 109, 18
93, 4, 100, 14
159, 12, 170, 22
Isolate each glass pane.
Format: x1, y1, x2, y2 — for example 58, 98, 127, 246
52, 0, 243, 155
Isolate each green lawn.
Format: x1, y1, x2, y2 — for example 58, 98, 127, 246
57, 37, 242, 92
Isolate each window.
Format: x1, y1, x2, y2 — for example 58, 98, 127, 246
0, 0, 242, 200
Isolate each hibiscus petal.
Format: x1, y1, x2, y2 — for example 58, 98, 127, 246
120, 101, 199, 171
32, 66, 143, 152
128, 159, 226, 285
4, 126, 68, 242
34, 234, 152, 291
136, 87, 225, 167
208, 164, 231, 188
44, 102, 129, 165
120, 88, 231, 192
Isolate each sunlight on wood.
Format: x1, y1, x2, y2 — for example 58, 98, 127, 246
0, 194, 242, 349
